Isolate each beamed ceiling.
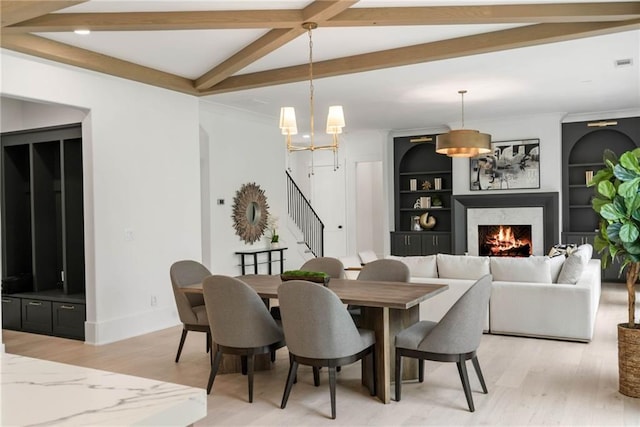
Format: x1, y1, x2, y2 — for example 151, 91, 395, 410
1, 1, 639, 132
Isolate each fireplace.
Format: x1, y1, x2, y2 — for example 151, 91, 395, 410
452, 193, 559, 256
478, 224, 532, 257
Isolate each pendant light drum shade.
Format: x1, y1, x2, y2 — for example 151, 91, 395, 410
436, 129, 491, 157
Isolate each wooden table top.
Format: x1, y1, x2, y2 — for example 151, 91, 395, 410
184, 275, 448, 310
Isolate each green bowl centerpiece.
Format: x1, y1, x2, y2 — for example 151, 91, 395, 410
280, 270, 330, 286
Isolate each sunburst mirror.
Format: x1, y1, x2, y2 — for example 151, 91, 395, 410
232, 182, 270, 244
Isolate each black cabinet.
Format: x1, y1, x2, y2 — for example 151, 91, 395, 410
391, 232, 451, 256
391, 232, 423, 256
2, 296, 21, 330
391, 135, 452, 255
21, 298, 53, 334
1, 124, 86, 339
52, 302, 86, 340
561, 117, 639, 282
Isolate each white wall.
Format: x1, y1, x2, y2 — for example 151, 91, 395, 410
198, 101, 306, 274
1, 50, 201, 345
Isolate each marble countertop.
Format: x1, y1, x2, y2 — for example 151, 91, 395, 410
1, 353, 207, 426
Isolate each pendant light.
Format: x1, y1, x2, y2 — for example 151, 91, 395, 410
436, 90, 491, 158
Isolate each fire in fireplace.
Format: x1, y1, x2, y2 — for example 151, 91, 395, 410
478, 225, 532, 257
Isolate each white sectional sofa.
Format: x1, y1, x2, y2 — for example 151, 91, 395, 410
388, 245, 601, 342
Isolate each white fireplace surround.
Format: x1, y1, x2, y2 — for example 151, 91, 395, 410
467, 208, 544, 256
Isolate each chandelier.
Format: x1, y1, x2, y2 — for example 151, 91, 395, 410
279, 22, 345, 172
436, 90, 491, 158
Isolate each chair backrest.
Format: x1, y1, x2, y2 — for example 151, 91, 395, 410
358, 250, 378, 264
202, 275, 283, 348
357, 258, 410, 282
418, 274, 492, 354
170, 260, 211, 324
278, 280, 365, 359
301, 257, 345, 279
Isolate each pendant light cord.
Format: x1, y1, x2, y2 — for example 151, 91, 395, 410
459, 89, 466, 129
308, 25, 315, 147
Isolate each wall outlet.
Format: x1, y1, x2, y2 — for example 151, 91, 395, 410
151, 295, 157, 307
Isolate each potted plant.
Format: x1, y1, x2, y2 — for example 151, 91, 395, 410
266, 215, 279, 248
589, 148, 640, 397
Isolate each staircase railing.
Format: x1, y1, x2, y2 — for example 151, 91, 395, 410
286, 171, 324, 257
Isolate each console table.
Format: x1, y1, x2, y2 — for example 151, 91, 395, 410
235, 247, 287, 275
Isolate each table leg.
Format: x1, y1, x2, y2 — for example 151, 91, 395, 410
279, 249, 284, 273
360, 305, 419, 403
253, 254, 258, 274
267, 251, 273, 275
240, 255, 246, 275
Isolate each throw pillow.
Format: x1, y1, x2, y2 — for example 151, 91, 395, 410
436, 254, 490, 279
548, 255, 565, 283
490, 256, 553, 283
386, 255, 438, 278
557, 245, 591, 284
548, 243, 577, 258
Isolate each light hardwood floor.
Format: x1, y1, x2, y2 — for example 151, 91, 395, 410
4, 282, 640, 425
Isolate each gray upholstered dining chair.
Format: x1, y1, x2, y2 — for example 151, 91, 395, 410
169, 260, 212, 363
301, 256, 345, 279
278, 280, 376, 420
202, 275, 285, 402
395, 274, 492, 412
349, 258, 410, 323
271, 256, 345, 321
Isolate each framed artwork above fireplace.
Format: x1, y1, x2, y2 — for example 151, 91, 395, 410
470, 138, 540, 191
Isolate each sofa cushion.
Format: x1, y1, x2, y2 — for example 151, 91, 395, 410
437, 254, 490, 279
490, 256, 552, 283
557, 244, 592, 284
549, 255, 565, 283
387, 255, 438, 278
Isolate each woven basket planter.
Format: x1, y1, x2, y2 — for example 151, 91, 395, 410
618, 323, 640, 397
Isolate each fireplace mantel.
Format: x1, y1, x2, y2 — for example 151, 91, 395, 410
452, 192, 559, 255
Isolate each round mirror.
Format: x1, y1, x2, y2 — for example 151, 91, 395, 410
246, 201, 261, 225
232, 183, 269, 244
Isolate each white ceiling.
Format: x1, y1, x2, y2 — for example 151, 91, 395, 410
11, 0, 640, 134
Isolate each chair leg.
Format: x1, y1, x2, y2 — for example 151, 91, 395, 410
206, 332, 211, 353
241, 355, 248, 375
313, 367, 321, 387
175, 329, 188, 363
456, 355, 475, 412
472, 355, 488, 394
281, 360, 299, 409
395, 349, 402, 402
271, 350, 276, 362
328, 366, 337, 420
207, 349, 223, 394
419, 359, 424, 383
247, 354, 255, 403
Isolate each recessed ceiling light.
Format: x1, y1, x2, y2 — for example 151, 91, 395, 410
74, 29, 91, 35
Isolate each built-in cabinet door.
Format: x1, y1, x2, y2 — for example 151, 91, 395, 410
21, 299, 52, 334
52, 302, 85, 340
390, 232, 422, 256
422, 233, 451, 255
2, 296, 22, 330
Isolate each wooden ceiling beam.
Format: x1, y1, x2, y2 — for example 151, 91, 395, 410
1, 1, 86, 27
194, 1, 358, 91
200, 19, 640, 95
326, 2, 640, 26
0, 33, 198, 95
4, 2, 639, 33
2, 10, 304, 33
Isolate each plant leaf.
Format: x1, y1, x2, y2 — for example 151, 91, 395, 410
607, 222, 622, 243
594, 234, 609, 253
626, 193, 640, 215
592, 197, 609, 213
623, 240, 640, 255
601, 203, 625, 221
633, 209, 640, 222
614, 195, 628, 216
597, 181, 616, 200
618, 177, 640, 198
620, 151, 640, 173
603, 149, 618, 167
620, 222, 640, 243
589, 168, 613, 187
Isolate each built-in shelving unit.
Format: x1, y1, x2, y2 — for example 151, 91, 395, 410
391, 135, 452, 255
1, 124, 86, 340
562, 116, 639, 282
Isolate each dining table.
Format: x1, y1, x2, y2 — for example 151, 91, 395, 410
184, 274, 448, 404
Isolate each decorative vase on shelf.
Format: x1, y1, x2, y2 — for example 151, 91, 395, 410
270, 241, 280, 249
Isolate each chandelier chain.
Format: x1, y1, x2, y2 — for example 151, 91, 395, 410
308, 25, 315, 146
